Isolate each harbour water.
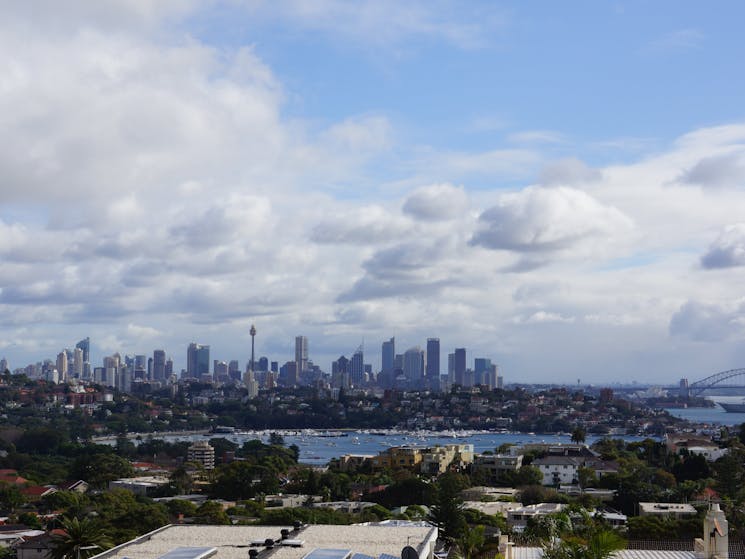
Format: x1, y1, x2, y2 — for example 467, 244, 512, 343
126, 430, 649, 466
665, 396, 745, 427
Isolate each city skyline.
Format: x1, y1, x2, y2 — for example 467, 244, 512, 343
1, 3, 745, 383
4, 331, 499, 382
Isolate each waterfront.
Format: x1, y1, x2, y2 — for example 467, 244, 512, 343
123, 429, 651, 466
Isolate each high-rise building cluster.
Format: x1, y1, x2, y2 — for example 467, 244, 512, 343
0, 327, 504, 396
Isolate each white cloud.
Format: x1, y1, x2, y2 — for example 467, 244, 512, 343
237, 0, 507, 51
645, 28, 705, 53
539, 158, 602, 186
514, 311, 576, 325
508, 130, 565, 145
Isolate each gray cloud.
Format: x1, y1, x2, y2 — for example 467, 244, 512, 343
311, 206, 411, 245
682, 153, 745, 188
402, 183, 469, 221
470, 186, 632, 254
669, 300, 745, 342
337, 239, 460, 302
701, 224, 745, 269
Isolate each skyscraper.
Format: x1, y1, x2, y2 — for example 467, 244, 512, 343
332, 355, 350, 389
426, 338, 440, 380
403, 347, 424, 386
187, 343, 210, 378
381, 337, 395, 375
56, 351, 68, 382
228, 360, 241, 381
76, 337, 90, 363
295, 336, 308, 374
72, 347, 84, 378
350, 347, 364, 387
474, 357, 492, 386
454, 348, 466, 386
153, 349, 166, 381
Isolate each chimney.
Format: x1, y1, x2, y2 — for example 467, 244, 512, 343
703, 503, 728, 559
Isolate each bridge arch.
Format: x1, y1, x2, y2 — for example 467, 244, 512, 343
689, 368, 745, 397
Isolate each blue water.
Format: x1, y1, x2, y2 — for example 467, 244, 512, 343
665, 397, 745, 427
132, 430, 649, 466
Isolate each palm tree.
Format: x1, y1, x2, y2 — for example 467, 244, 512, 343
49, 517, 113, 559
542, 529, 625, 559
571, 427, 587, 444
455, 524, 486, 559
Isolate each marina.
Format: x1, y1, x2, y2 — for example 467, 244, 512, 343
104, 429, 652, 466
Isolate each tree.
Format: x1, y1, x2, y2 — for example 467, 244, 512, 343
0, 483, 24, 513
513, 465, 544, 487
428, 473, 468, 543
577, 467, 596, 490
49, 517, 113, 559
455, 524, 486, 559
70, 452, 135, 489
713, 445, 745, 500
571, 427, 587, 444
194, 501, 231, 525
18, 511, 43, 529
542, 528, 624, 559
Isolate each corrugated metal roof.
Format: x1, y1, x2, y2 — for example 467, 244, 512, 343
510, 548, 697, 559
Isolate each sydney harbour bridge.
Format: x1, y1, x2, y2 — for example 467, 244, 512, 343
677, 368, 745, 397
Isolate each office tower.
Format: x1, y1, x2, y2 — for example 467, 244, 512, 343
133, 355, 146, 381
153, 350, 166, 381
448, 353, 454, 384
76, 337, 90, 363
56, 351, 68, 382
271, 361, 278, 373
228, 360, 241, 381
214, 360, 228, 380
72, 348, 84, 378
280, 361, 298, 386
295, 336, 308, 374
134, 354, 146, 370
350, 347, 364, 387
381, 338, 395, 375
474, 358, 492, 386
0, 358, 7, 373
394, 353, 404, 371
454, 348, 466, 386
332, 355, 350, 389
103, 353, 121, 388
403, 347, 424, 385
257, 357, 268, 372
165, 358, 173, 377
187, 343, 210, 378
426, 338, 440, 380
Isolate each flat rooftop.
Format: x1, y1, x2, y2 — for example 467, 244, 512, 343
93, 524, 438, 559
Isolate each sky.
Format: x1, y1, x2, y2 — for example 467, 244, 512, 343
2, 1, 745, 384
